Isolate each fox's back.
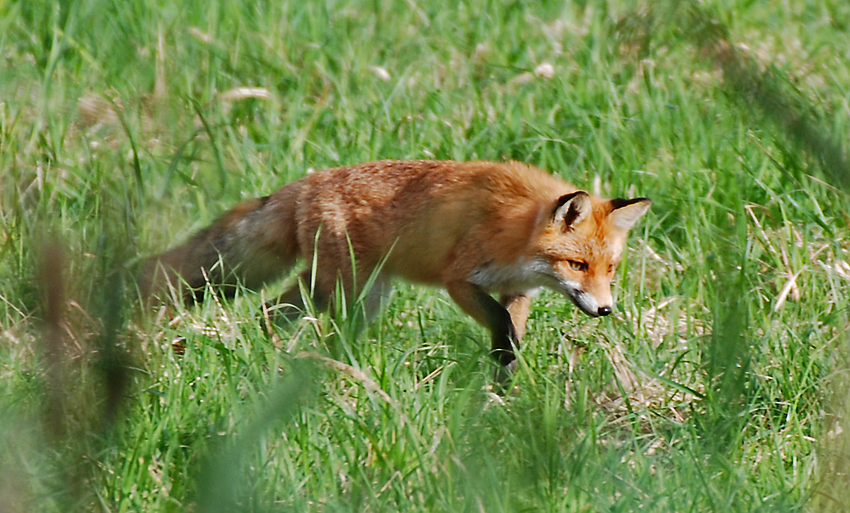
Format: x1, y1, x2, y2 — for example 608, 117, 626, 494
279, 160, 576, 284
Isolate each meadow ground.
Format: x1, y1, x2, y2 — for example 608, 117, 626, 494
2, 0, 850, 511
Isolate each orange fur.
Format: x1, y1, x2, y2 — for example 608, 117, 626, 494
142, 160, 650, 376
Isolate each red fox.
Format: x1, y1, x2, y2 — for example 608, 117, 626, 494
142, 160, 650, 374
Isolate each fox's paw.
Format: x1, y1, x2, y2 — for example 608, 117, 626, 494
492, 359, 518, 393
263, 301, 305, 324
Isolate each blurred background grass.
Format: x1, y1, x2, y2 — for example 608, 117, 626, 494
2, 0, 850, 510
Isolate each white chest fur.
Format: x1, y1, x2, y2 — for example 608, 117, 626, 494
468, 257, 555, 294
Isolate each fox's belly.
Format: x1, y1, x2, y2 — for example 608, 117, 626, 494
383, 244, 452, 285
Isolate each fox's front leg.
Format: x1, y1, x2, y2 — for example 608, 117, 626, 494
500, 294, 532, 341
446, 282, 519, 369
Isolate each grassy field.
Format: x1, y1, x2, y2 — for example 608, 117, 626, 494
3, 0, 850, 510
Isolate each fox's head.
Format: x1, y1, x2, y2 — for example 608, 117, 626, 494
535, 191, 651, 317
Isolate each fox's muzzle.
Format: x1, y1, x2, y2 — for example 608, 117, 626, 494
568, 289, 612, 318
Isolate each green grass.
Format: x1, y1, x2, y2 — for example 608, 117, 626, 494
2, 0, 850, 510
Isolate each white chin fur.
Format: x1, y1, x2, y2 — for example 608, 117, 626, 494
569, 291, 601, 317
469, 260, 606, 317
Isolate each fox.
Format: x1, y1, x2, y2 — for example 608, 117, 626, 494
142, 160, 650, 376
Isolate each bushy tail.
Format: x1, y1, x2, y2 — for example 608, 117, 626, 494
141, 190, 300, 304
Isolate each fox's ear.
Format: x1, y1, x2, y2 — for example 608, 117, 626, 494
553, 191, 592, 231
609, 198, 651, 230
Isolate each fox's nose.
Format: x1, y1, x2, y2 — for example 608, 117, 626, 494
597, 306, 612, 316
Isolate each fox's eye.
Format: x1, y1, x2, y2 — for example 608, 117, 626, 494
568, 260, 588, 272
608, 264, 615, 274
